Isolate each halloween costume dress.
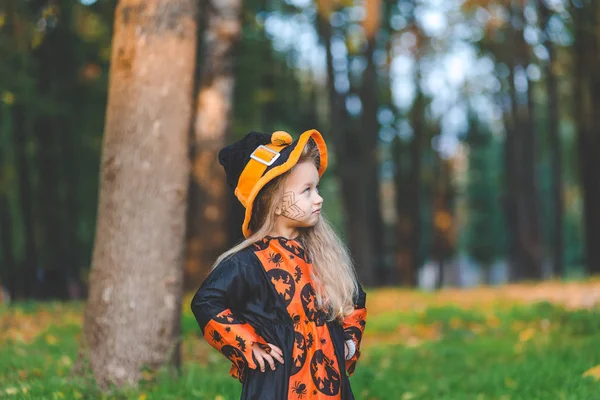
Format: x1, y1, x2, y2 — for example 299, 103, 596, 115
191, 235, 367, 400
190, 129, 367, 400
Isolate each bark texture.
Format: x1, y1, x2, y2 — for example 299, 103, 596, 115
82, 0, 197, 387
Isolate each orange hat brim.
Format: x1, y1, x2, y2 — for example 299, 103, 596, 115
240, 129, 328, 238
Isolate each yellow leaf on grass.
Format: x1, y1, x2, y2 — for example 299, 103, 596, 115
518, 327, 535, 343
505, 377, 517, 388
138, 394, 147, 400
45, 334, 58, 345
60, 355, 72, 366
583, 365, 600, 381
5, 387, 18, 395
214, 396, 225, 400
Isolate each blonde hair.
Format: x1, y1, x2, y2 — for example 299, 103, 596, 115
213, 143, 358, 322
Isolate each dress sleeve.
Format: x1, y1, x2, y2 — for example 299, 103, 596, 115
341, 283, 367, 376
190, 255, 268, 382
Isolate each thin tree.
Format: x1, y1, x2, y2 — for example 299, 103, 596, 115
316, 0, 385, 286
572, 0, 600, 275
81, 0, 197, 387
538, 0, 564, 277
186, 0, 243, 289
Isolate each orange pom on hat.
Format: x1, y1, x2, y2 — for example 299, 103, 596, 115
219, 129, 328, 237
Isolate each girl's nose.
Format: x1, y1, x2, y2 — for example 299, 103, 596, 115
315, 193, 323, 206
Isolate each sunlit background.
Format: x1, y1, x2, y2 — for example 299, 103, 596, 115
1, 0, 600, 398
1, 0, 595, 299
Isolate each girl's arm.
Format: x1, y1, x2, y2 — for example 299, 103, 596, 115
190, 256, 268, 381
341, 283, 367, 376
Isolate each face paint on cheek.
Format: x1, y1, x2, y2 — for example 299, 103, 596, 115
280, 191, 307, 221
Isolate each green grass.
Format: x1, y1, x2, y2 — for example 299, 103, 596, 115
0, 299, 599, 399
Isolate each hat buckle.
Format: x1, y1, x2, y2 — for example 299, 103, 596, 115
250, 145, 281, 166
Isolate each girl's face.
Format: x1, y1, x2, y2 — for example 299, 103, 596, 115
276, 161, 323, 229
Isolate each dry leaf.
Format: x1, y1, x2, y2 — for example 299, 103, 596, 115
582, 365, 600, 381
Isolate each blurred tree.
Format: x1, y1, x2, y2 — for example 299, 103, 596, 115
185, 0, 243, 290
538, 0, 564, 277
316, 0, 385, 286
508, 1, 543, 280
476, 0, 543, 280
573, 0, 600, 275
82, 0, 197, 387
2, 0, 42, 299
464, 117, 505, 284
431, 155, 456, 289
393, 2, 428, 287
32, 0, 86, 299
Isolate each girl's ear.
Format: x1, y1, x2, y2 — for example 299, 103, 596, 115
275, 207, 282, 216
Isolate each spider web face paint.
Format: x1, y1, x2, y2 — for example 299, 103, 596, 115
280, 191, 307, 221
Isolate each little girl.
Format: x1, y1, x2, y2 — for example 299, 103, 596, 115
191, 129, 367, 399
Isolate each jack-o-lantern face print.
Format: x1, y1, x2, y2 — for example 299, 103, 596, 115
221, 345, 248, 378
291, 331, 307, 375
310, 350, 341, 395
214, 309, 246, 324
268, 268, 295, 306
300, 284, 327, 326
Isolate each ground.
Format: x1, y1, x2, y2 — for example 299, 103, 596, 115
0, 280, 599, 399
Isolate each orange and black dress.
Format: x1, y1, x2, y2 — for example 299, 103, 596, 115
191, 236, 367, 400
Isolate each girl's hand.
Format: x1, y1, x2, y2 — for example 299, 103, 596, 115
251, 342, 284, 372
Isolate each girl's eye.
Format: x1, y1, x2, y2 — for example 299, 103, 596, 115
303, 187, 311, 194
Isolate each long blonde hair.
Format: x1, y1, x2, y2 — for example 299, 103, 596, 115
214, 143, 358, 322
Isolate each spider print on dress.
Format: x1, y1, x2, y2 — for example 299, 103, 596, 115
268, 252, 283, 267
291, 381, 307, 398
209, 330, 224, 345
291, 313, 301, 329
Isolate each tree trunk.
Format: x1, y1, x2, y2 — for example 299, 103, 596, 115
186, 0, 242, 290
573, 1, 600, 275
538, 1, 564, 277
12, 105, 39, 298
357, 0, 384, 285
0, 186, 16, 298
82, 0, 197, 387
394, 83, 423, 287
504, 3, 542, 281
431, 157, 454, 288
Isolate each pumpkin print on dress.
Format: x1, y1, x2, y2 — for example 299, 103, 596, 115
300, 283, 327, 326
267, 268, 296, 306
310, 350, 341, 396
221, 345, 248, 381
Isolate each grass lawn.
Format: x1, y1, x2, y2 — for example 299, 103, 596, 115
1, 282, 599, 399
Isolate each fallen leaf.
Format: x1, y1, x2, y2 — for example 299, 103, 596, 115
583, 365, 600, 381
518, 327, 535, 343
5, 387, 18, 395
